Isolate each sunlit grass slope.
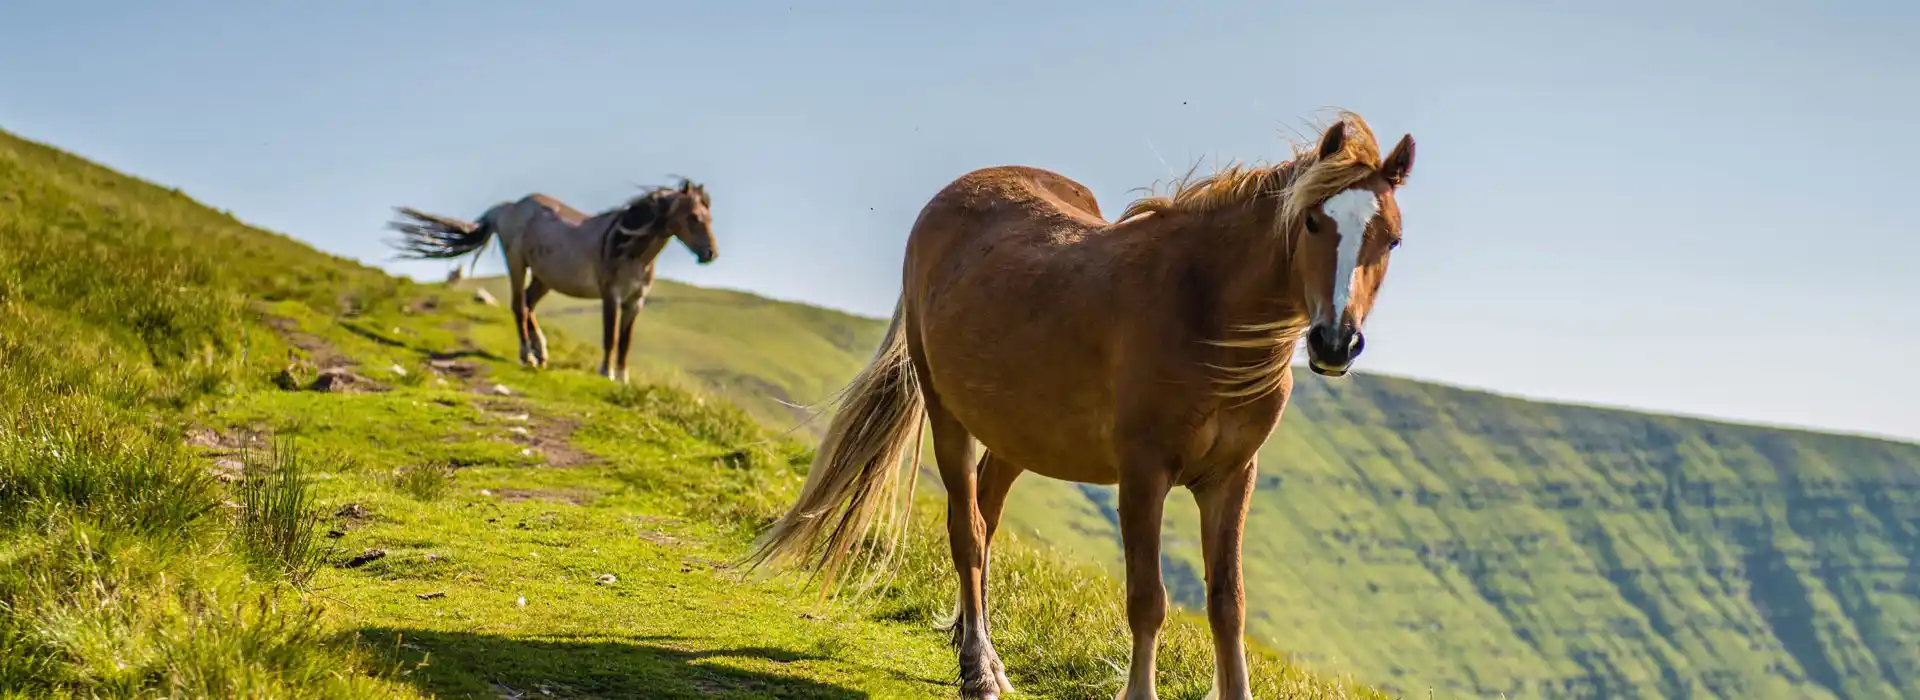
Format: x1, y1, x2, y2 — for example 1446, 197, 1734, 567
0, 126, 1380, 699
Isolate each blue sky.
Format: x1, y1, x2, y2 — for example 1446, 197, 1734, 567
3, 1, 1916, 441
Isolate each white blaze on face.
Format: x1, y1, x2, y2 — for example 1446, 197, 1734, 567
1320, 187, 1381, 325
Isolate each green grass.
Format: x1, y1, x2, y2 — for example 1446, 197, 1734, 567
0, 125, 1380, 698
12, 112, 1920, 700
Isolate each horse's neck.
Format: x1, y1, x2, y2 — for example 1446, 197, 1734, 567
602, 229, 671, 281
1175, 203, 1304, 334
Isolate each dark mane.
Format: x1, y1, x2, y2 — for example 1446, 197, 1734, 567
603, 178, 708, 260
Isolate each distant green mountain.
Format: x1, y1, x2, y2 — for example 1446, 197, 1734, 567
475, 273, 1920, 699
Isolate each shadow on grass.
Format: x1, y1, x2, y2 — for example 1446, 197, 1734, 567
360, 628, 869, 699
339, 320, 410, 348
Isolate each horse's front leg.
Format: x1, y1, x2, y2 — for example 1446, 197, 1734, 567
1193, 461, 1257, 700
1116, 459, 1173, 700
614, 295, 642, 384
597, 291, 619, 381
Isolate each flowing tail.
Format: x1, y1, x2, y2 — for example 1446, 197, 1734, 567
386, 206, 496, 269
742, 297, 926, 593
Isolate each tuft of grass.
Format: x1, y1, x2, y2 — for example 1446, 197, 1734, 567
389, 462, 454, 502
233, 443, 326, 589
0, 400, 218, 536
606, 382, 763, 448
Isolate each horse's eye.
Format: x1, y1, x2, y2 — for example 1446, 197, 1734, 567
1388, 238, 1403, 250
1304, 217, 1320, 234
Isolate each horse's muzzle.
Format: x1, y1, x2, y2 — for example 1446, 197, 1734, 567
1306, 324, 1364, 377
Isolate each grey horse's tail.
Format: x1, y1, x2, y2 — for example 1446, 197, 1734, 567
387, 206, 496, 263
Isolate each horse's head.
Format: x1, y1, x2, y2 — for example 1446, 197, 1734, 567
1287, 119, 1415, 378
617, 179, 716, 264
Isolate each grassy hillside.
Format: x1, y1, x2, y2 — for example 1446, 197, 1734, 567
0, 128, 1382, 699
462, 261, 1920, 696
464, 276, 886, 435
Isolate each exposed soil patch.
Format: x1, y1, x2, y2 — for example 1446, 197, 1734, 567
493, 488, 597, 505
341, 548, 388, 568
184, 425, 272, 482
184, 425, 272, 453
427, 356, 487, 384
260, 313, 352, 371
402, 294, 441, 316
326, 502, 375, 536
308, 366, 389, 393
478, 399, 597, 469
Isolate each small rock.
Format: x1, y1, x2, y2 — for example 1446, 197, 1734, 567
508, 426, 531, 436
521, 448, 534, 457
515, 595, 527, 608
335, 503, 371, 519
416, 591, 447, 600
480, 489, 494, 497
473, 287, 496, 305
390, 364, 409, 377
343, 548, 387, 568
325, 529, 347, 539
311, 368, 362, 393
424, 552, 444, 562
596, 574, 618, 585
491, 384, 513, 396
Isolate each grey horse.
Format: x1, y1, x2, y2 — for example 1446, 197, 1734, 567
389, 178, 715, 381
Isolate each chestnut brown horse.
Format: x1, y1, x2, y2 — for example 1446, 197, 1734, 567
747, 112, 1415, 699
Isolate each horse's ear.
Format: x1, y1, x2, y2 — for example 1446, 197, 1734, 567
1381, 134, 1415, 188
679, 179, 693, 194
617, 200, 658, 232
1317, 121, 1348, 160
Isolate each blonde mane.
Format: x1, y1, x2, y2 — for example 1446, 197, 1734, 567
1118, 111, 1385, 230
1121, 111, 1391, 401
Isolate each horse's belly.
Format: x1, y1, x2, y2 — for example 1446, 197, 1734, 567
921, 340, 1120, 485
521, 245, 601, 298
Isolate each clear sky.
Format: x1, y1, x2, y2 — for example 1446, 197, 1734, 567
3, 1, 1916, 441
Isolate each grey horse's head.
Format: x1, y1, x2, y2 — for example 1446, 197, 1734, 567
615, 178, 715, 264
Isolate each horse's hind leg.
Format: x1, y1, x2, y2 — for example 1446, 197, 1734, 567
926, 398, 1004, 699
508, 261, 535, 367
523, 277, 552, 368
976, 452, 1022, 694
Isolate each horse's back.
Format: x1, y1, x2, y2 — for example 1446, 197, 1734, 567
523, 193, 592, 226
902, 166, 1129, 483
920, 166, 1102, 227
906, 166, 1107, 275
